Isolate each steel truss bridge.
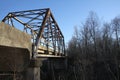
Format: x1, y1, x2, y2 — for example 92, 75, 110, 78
2, 8, 66, 58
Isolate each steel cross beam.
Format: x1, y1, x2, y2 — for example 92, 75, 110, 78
2, 8, 65, 58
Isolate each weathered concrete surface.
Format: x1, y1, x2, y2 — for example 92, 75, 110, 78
0, 22, 32, 72
26, 59, 41, 80
0, 46, 30, 72
0, 22, 32, 53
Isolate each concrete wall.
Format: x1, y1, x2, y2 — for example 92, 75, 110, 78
0, 22, 32, 72
0, 22, 32, 53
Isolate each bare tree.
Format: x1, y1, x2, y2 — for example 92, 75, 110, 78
67, 12, 120, 80
111, 16, 120, 80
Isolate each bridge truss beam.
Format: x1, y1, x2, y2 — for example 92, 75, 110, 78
2, 8, 65, 58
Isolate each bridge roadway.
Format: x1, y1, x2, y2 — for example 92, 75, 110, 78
0, 22, 65, 72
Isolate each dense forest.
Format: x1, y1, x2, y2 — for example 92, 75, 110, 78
66, 12, 120, 80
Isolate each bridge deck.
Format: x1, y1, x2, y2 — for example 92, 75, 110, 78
0, 22, 65, 58
37, 54, 65, 58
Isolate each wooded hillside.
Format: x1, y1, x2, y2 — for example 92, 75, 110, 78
66, 12, 120, 80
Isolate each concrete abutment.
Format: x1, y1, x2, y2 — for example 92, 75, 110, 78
26, 59, 41, 80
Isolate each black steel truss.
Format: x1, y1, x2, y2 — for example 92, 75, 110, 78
2, 8, 65, 58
